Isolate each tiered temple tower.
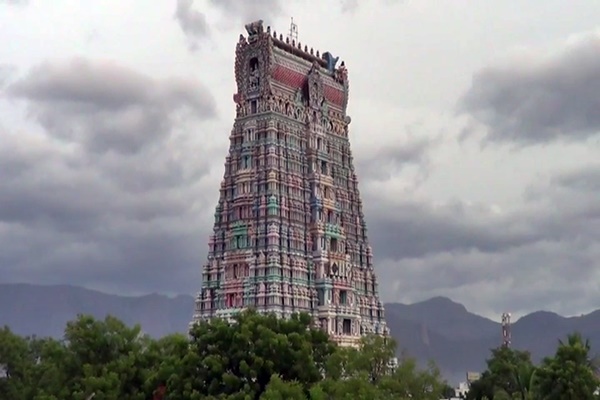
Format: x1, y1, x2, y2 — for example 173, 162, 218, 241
192, 20, 388, 346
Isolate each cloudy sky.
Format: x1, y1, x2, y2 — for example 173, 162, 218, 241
1, 0, 599, 320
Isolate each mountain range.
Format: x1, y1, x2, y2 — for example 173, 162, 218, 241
2, 283, 600, 384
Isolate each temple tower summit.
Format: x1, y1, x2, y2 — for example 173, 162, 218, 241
192, 20, 388, 346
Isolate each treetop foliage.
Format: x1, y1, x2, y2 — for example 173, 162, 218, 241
0, 310, 449, 400
467, 332, 600, 400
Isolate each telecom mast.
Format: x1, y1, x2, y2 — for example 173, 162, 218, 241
287, 17, 298, 43
501, 312, 512, 348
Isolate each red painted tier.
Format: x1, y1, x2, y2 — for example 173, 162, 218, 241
272, 65, 345, 107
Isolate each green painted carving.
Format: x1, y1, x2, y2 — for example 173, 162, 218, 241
324, 223, 344, 239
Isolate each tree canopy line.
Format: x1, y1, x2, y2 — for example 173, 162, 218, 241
466, 332, 600, 400
0, 310, 451, 400
0, 310, 598, 400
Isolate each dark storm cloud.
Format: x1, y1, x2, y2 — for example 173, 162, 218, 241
376, 239, 600, 318
174, 0, 210, 50
459, 32, 600, 145
0, 58, 220, 296
365, 162, 600, 317
366, 164, 600, 262
8, 57, 216, 154
553, 165, 600, 193
355, 136, 435, 182
365, 198, 535, 261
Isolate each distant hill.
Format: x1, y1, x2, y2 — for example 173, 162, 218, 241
0, 283, 191, 339
385, 298, 600, 383
2, 283, 600, 384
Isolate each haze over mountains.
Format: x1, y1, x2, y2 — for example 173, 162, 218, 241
3, 283, 600, 384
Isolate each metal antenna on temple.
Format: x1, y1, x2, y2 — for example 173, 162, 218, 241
287, 17, 298, 43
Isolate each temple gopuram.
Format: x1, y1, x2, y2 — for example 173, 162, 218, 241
191, 20, 388, 347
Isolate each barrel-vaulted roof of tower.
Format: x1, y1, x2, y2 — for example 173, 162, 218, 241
235, 19, 350, 112
270, 35, 348, 83
241, 20, 348, 79
271, 35, 327, 70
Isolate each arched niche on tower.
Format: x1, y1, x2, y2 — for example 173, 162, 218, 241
234, 27, 272, 103
329, 262, 340, 280
248, 57, 260, 92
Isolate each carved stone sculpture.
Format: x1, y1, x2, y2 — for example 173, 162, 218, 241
245, 20, 264, 36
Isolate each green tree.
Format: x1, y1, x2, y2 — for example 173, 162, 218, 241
535, 332, 600, 400
0, 326, 36, 400
313, 375, 385, 400
143, 332, 190, 397
260, 374, 306, 400
1, 312, 453, 400
172, 309, 335, 399
441, 383, 455, 399
342, 335, 396, 383
60, 315, 151, 400
466, 370, 495, 400
467, 346, 536, 400
316, 333, 447, 399
378, 358, 447, 400
487, 347, 535, 399
27, 336, 71, 399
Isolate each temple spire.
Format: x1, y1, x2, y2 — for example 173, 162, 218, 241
191, 20, 389, 347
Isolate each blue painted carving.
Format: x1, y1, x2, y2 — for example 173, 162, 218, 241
322, 52, 339, 73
